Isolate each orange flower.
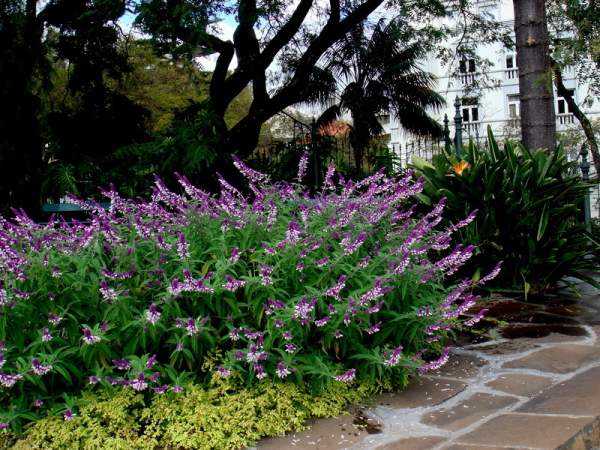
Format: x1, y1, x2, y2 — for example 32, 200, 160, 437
452, 161, 470, 175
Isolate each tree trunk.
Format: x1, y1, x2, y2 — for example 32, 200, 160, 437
552, 63, 600, 176
513, 0, 556, 151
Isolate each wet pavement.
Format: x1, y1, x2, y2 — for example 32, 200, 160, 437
254, 280, 600, 450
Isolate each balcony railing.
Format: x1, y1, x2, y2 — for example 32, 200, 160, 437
463, 122, 481, 136
459, 73, 477, 85
505, 68, 518, 80
557, 114, 575, 125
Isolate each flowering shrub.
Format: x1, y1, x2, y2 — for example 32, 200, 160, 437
0, 154, 498, 432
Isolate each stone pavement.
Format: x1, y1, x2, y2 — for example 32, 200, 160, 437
257, 282, 600, 450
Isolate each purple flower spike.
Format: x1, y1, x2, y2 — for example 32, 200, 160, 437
334, 368, 356, 383
276, 362, 291, 378
146, 354, 158, 369
82, 328, 101, 345
216, 367, 232, 378
131, 374, 148, 391
145, 303, 161, 325
112, 359, 130, 370
153, 384, 168, 394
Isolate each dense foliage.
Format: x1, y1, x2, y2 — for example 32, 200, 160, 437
412, 130, 598, 295
0, 158, 496, 433
3, 379, 389, 449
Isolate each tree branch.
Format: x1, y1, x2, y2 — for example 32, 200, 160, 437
552, 60, 600, 175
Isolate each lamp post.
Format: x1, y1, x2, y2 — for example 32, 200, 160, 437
580, 144, 592, 233
453, 96, 463, 157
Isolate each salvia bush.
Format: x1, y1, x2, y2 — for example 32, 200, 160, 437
0, 153, 498, 433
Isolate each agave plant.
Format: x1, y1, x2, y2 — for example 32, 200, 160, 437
412, 128, 599, 295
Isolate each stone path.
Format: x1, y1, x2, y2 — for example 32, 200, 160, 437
256, 282, 600, 450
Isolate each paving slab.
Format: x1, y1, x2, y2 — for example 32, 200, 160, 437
485, 373, 554, 397
456, 414, 593, 448
421, 393, 517, 431
471, 340, 539, 356
376, 377, 466, 409
374, 436, 446, 450
518, 365, 600, 416
427, 354, 486, 380
502, 344, 600, 373
443, 445, 520, 450
257, 414, 366, 450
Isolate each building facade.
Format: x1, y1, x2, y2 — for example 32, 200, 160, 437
383, 0, 599, 157
381, 0, 599, 216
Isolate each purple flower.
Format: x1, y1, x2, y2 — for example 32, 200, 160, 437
261, 242, 276, 255
145, 303, 161, 325
0, 373, 22, 388
82, 328, 101, 345
216, 367, 232, 378
286, 221, 302, 243
99, 281, 117, 303
464, 308, 489, 326
172, 384, 183, 393
51, 266, 62, 278
146, 354, 158, 369
297, 150, 309, 182
34, 399, 43, 407
175, 343, 184, 351
177, 233, 190, 259
340, 231, 368, 256
334, 330, 343, 339
366, 322, 382, 335
275, 319, 285, 328
334, 368, 356, 383
30, 358, 52, 376
229, 328, 240, 341
229, 247, 241, 264
360, 280, 391, 305
276, 362, 291, 378
185, 317, 199, 336
149, 371, 160, 382
282, 330, 293, 341
315, 316, 331, 327
112, 359, 130, 370
418, 347, 451, 374
131, 374, 148, 391
294, 297, 317, 321
259, 264, 273, 286
153, 384, 168, 394
223, 275, 246, 292
324, 275, 347, 300
285, 343, 296, 353
42, 327, 53, 342
478, 261, 502, 285
383, 346, 403, 367
89, 375, 99, 384
63, 410, 74, 421
254, 363, 267, 380
0, 422, 8, 430
357, 256, 371, 269
315, 256, 330, 268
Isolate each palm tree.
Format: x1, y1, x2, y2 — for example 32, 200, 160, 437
315, 18, 445, 175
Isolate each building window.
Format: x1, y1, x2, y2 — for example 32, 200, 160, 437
378, 114, 390, 125
459, 58, 476, 74
506, 54, 516, 69
507, 94, 520, 118
462, 97, 479, 122
557, 90, 574, 114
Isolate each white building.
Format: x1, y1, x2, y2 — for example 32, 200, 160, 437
381, 0, 600, 216
383, 0, 600, 157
